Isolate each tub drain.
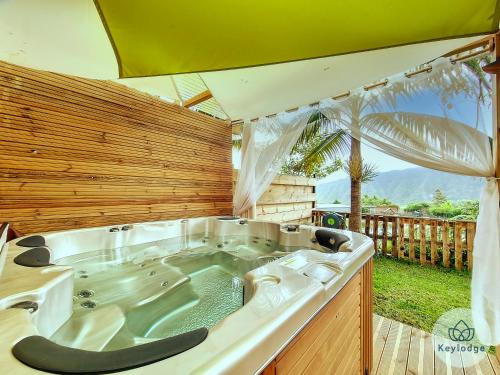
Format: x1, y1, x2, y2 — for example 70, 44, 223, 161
81, 300, 96, 309
77, 289, 94, 298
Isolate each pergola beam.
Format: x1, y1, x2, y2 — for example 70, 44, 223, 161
495, 32, 500, 363
495, 34, 500, 201
442, 35, 494, 58
483, 33, 500, 187
485, 35, 500, 361
183, 90, 213, 108
478, 41, 500, 348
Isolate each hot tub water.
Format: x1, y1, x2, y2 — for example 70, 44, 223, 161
51, 234, 287, 351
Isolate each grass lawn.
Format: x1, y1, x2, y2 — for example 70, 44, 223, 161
373, 255, 471, 333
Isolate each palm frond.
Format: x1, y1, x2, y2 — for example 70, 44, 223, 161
343, 156, 378, 182
294, 110, 326, 147
301, 129, 350, 167
361, 111, 490, 161
232, 136, 242, 150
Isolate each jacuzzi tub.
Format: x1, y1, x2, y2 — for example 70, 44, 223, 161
0, 217, 373, 374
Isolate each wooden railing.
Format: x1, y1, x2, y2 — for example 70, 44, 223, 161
313, 211, 476, 271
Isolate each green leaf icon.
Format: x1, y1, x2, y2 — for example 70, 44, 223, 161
448, 320, 475, 341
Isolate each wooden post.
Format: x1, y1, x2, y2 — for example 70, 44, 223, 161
481, 34, 500, 189
382, 217, 388, 256
430, 220, 438, 265
496, 33, 500, 194
341, 213, 347, 230
495, 30, 500, 367
454, 222, 463, 271
373, 216, 379, 254
365, 215, 371, 237
442, 221, 450, 268
408, 218, 415, 261
344, 213, 350, 229
419, 220, 426, 265
483, 37, 500, 362
398, 219, 405, 259
466, 222, 475, 271
314, 210, 321, 226
391, 217, 398, 258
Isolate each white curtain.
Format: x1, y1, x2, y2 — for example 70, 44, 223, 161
472, 178, 500, 345
318, 57, 499, 345
233, 108, 311, 216
235, 56, 500, 344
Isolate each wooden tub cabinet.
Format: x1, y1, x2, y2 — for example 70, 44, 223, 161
261, 259, 373, 375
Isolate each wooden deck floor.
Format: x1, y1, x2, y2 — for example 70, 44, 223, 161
372, 315, 500, 375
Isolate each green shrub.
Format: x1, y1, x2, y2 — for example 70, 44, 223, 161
429, 201, 462, 218
404, 202, 430, 212
361, 194, 393, 206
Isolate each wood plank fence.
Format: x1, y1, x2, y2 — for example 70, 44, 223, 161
257, 175, 316, 224
233, 171, 316, 224
313, 211, 476, 271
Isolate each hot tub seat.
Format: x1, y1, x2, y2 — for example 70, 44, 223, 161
12, 327, 208, 374
314, 229, 350, 252
16, 235, 46, 248
14, 247, 52, 267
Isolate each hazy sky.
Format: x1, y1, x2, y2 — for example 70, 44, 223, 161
319, 145, 415, 183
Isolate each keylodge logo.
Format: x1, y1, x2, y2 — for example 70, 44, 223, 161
448, 320, 475, 342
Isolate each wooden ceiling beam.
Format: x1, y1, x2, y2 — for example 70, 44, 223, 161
183, 90, 213, 108
442, 35, 494, 58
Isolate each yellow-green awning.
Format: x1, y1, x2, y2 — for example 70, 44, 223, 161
94, 0, 500, 77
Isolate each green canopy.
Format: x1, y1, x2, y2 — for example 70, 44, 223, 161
94, 0, 499, 77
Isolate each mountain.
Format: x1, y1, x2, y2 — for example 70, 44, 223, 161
316, 167, 483, 205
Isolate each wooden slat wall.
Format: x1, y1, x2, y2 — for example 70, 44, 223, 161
0, 60, 233, 234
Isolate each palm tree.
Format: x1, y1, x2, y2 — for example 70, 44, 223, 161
298, 100, 378, 232
297, 57, 491, 233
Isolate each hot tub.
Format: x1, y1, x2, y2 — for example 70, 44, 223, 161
0, 217, 373, 374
